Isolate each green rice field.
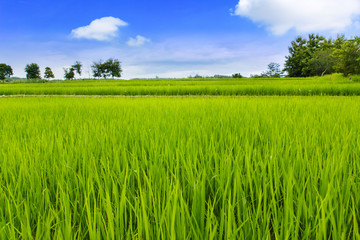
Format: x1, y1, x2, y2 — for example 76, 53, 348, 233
0, 96, 359, 239
1, 74, 360, 96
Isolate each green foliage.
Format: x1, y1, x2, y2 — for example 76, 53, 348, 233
213, 75, 232, 78
250, 73, 269, 78
249, 63, 282, 78
284, 34, 360, 77
265, 62, 281, 78
0, 63, 13, 82
104, 58, 122, 78
188, 74, 203, 78
64, 67, 75, 80
334, 37, 360, 77
284, 34, 326, 77
232, 73, 243, 78
91, 60, 103, 78
25, 63, 41, 79
91, 58, 122, 79
0, 96, 360, 238
44, 67, 55, 79
71, 61, 82, 77
307, 48, 337, 76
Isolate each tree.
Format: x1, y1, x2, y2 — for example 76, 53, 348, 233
71, 61, 82, 78
232, 73, 243, 78
283, 36, 307, 77
301, 34, 327, 77
307, 49, 337, 76
104, 58, 122, 78
334, 37, 360, 77
250, 73, 269, 78
265, 62, 281, 78
213, 75, 232, 78
191, 74, 203, 78
91, 60, 105, 79
283, 34, 360, 78
0, 64, 13, 82
44, 67, 55, 79
91, 58, 122, 79
64, 67, 75, 80
25, 63, 41, 79
284, 34, 326, 77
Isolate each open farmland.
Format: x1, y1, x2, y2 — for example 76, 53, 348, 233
0, 96, 359, 239
1, 74, 360, 96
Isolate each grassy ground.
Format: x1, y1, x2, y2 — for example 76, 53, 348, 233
1, 74, 360, 96
0, 96, 359, 239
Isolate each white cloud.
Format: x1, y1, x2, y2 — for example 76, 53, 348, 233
234, 0, 360, 35
71, 16, 128, 41
127, 35, 151, 47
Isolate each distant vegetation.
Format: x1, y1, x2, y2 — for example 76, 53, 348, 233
0, 58, 122, 83
25, 63, 41, 79
188, 74, 233, 79
0, 63, 13, 82
0, 34, 359, 82
91, 58, 122, 79
284, 34, 360, 78
44, 67, 55, 80
0, 74, 359, 96
64, 61, 82, 80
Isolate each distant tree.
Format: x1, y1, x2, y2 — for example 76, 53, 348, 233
250, 73, 269, 78
0, 63, 13, 82
91, 58, 122, 79
71, 61, 82, 78
334, 37, 360, 77
44, 67, 55, 79
91, 60, 105, 79
283, 34, 360, 78
25, 63, 41, 79
104, 58, 122, 78
284, 34, 326, 77
212, 75, 231, 78
265, 62, 281, 78
232, 73, 243, 78
283, 36, 307, 77
64, 67, 75, 80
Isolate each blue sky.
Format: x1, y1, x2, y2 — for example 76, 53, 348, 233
1, 0, 360, 79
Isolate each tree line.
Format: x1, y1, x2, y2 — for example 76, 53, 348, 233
1, 34, 360, 82
235, 34, 360, 79
0, 58, 122, 82
284, 34, 360, 78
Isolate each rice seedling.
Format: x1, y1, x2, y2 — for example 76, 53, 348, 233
1, 74, 360, 96
0, 96, 359, 239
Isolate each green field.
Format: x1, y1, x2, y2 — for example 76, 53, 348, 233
1, 96, 359, 239
1, 74, 360, 96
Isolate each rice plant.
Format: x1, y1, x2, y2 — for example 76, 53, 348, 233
0, 96, 359, 239
1, 74, 360, 96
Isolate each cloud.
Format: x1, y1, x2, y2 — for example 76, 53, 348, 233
233, 0, 360, 35
127, 35, 151, 47
71, 17, 128, 41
